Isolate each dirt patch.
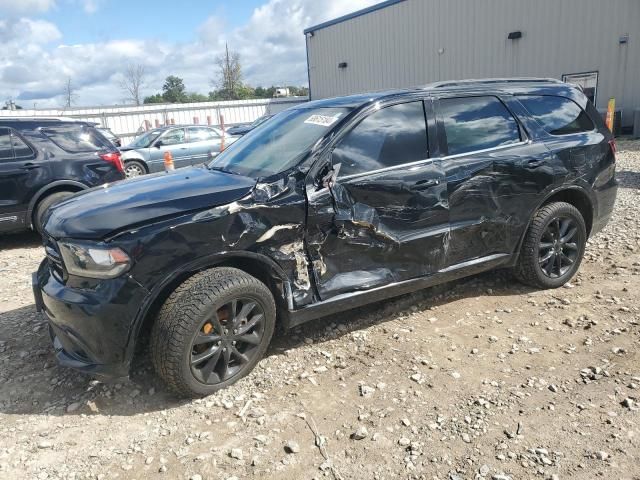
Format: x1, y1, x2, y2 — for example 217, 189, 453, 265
1, 140, 639, 480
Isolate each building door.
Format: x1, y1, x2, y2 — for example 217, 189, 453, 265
562, 72, 598, 104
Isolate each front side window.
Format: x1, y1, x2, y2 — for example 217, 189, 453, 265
333, 101, 429, 177
159, 128, 186, 146
0, 128, 12, 160
42, 125, 111, 153
188, 127, 218, 142
518, 95, 594, 135
439, 96, 521, 156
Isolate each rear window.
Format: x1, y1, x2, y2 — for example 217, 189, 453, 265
42, 125, 112, 153
517, 95, 594, 135
439, 96, 521, 156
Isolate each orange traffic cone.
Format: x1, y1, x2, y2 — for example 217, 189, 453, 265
164, 151, 175, 172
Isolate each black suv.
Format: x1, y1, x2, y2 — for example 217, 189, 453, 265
0, 118, 125, 234
34, 79, 617, 397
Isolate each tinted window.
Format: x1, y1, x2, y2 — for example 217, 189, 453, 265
439, 96, 521, 156
42, 125, 111, 153
518, 95, 594, 135
333, 101, 428, 177
209, 107, 350, 178
11, 132, 34, 158
188, 127, 218, 142
159, 129, 186, 146
0, 128, 12, 160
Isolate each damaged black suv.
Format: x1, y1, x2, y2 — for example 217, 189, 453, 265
34, 78, 617, 397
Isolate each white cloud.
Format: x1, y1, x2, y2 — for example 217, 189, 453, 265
0, 0, 380, 107
0, 0, 56, 14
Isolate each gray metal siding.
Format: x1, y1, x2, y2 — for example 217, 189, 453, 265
307, 0, 639, 123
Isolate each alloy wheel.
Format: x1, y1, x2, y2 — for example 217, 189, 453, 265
125, 163, 145, 178
538, 216, 580, 278
189, 297, 266, 385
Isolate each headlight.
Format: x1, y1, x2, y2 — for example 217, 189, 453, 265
58, 241, 131, 279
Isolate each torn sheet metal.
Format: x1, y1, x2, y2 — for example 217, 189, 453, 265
305, 160, 450, 300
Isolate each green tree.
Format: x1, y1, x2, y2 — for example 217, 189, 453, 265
162, 75, 187, 103
186, 92, 209, 103
143, 93, 165, 104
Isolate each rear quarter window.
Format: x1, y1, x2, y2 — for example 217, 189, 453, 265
517, 95, 594, 135
41, 125, 111, 153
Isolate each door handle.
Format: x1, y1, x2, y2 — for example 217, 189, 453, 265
524, 159, 545, 169
412, 179, 440, 190
21, 163, 41, 170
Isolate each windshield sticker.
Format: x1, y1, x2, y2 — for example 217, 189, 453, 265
304, 114, 340, 127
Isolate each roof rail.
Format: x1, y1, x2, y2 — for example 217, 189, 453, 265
430, 77, 564, 89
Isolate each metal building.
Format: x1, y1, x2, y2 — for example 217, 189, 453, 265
304, 0, 640, 126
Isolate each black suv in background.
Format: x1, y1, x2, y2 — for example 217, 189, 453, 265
0, 118, 125, 234
34, 79, 617, 397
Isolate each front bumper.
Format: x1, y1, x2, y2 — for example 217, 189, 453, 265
33, 258, 150, 378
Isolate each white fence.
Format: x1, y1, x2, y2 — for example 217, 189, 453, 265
0, 97, 308, 145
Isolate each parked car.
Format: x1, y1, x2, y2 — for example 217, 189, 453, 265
0, 117, 124, 235
120, 125, 238, 178
226, 114, 274, 136
95, 126, 122, 147
34, 78, 617, 397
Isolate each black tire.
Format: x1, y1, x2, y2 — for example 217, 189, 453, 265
124, 160, 147, 178
151, 267, 276, 397
514, 201, 587, 289
34, 191, 75, 235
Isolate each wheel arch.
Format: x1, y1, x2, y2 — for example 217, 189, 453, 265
123, 157, 149, 174
514, 185, 594, 263
27, 180, 88, 229
127, 251, 293, 364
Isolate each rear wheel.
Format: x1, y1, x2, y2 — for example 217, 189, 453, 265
34, 191, 75, 235
514, 201, 587, 289
151, 267, 276, 397
124, 160, 146, 178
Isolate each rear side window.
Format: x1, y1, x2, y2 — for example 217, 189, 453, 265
518, 95, 594, 135
334, 101, 429, 177
188, 127, 219, 142
12, 132, 34, 158
439, 96, 521, 156
0, 128, 35, 160
42, 125, 111, 153
0, 128, 12, 160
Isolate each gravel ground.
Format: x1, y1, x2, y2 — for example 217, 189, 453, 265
1, 139, 639, 480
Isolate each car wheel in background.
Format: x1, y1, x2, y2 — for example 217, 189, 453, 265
34, 191, 75, 235
124, 160, 147, 178
151, 267, 276, 397
515, 201, 587, 289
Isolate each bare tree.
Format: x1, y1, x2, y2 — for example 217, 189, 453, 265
64, 77, 77, 108
120, 64, 146, 106
214, 44, 242, 100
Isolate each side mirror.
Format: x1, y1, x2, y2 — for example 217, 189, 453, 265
154, 141, 163, 148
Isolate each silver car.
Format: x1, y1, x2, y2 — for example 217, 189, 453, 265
120, 125, 238, 178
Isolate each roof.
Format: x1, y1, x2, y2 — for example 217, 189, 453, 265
296, 78, 581, 109
304, 0, 406, 34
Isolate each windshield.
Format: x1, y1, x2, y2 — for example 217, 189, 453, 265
209, 107, 350, 178
128, 129, 162, 148
251, 115, 272, 127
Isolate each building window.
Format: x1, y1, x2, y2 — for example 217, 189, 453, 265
562, 72, 598, 104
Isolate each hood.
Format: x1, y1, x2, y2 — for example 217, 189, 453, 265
45, 166, 256, 240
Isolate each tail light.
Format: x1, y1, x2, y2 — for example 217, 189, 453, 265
608, 139, 617, 161
99, 151, 124, 172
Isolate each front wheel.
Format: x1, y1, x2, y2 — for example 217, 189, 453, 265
151, 267, 276, 397
514, 201, 587, 289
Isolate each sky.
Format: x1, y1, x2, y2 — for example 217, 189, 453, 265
0, 0, 380, 108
